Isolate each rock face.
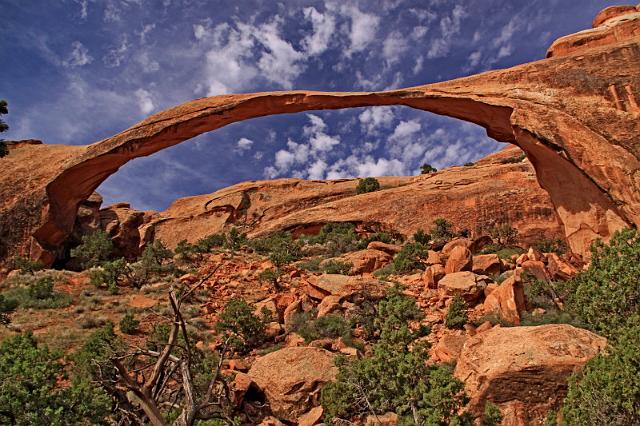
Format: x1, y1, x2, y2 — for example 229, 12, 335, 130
1, 6, 639, 265
454, 325, 607, 424
248, 347, 337, 422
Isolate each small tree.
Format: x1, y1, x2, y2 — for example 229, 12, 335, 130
420, 163, 437, 174
393, 242, 427, 274
444, 296, 468, 329
0, 294, 18, 325
0, 332, 110, 424
321, 286, 469, 424
0, 99, 9, 158
488, 223, 519, 247
566, 228, 640, 337
430, 218, 455, 244
70, 230, 114, 269
119, 312, 140, 334
562, 319, 640, 425
356, 177, 380, 194
413, 229, 430, 245
215, 298, 268, 352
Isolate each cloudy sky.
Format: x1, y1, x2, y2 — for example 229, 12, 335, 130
1, 0, 627, 210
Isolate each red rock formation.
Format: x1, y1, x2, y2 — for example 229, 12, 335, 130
454, 325, 607, 424
0, 5, 638, 265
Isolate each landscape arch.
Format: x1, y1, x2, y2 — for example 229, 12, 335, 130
1, 16, 639, 265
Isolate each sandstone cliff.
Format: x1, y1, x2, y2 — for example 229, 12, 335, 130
139, 146, 563, 250
1, 5, 639, 265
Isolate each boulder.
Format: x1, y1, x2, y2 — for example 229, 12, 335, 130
545, 253, 578, 280
438, 271, 486, 303
521, 260, 550, 281
339, 249, 392, 274
308, 274, 387, 301
423, 264, 446, 289
441, 238, 472, 257
472, 254, 501, 276
454, 325, 607, 420
248, 347, 338, 422
482, 274, 525, 325
432, 332, 467, 363
425, 250, 442, 265
444, 246, 473, 274
298, 406, 324, 426
317, 295, 342, 317
367, 241, 402, 255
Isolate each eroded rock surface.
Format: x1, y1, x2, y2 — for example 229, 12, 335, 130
1, 6, 639, 265
454, 325, 607, 424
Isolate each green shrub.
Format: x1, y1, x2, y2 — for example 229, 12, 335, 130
251, 231, 302, 267
12, 256, 44, 274
464, 162, 474, 167
224, 227, 247, 251
290, 312, 352, 343
258, 268, 279, 288
73, 323, 121, 382
420, 163, 437, 174
562, 319, 640, 425
0, 294, 18, 325
444, 296, 468, 329
119, 312, 140, 334
430, 218, 455, 244
481, 401, 503, 426
356, 177, 380, 194
372, 264, 394, 280
0, 141, 6, 158
321, 287, 468, 424
301, 222, 362, 256
70, 230, 114, 269
140, 240, 173, 271
297, 257, 322, 272
215, 298, 267, 352
27, 275, 54, 300
0, 332, 110, 424
89, 258, 127, 293
321, 260, 352, 275
392, 242, 427, 274
534, 238, 567, 255
488, 223, 519, 247
195, 234, 226, 253
413, 228, 430, 244
565, 228, 640, 337
500, 153, 526, 164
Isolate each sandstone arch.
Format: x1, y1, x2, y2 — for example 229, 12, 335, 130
1, 6, 639, 265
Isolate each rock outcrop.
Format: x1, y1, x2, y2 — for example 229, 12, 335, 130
454, 324, 607, 424
248, 347, 337, 422
1, 5, 639, 265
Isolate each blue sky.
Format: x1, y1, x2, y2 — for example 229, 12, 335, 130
1, 0, 629, 211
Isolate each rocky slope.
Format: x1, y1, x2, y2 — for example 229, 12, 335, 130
1, 4, 639, 265
97, 146, 563, 258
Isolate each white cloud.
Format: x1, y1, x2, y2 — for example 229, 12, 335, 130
134, 89, 155, 115
339, 5, 380, 55
103, 37, 129, 67
200, 22, 257, 95
236, 137, 254, 152
252, 20, 305, 89
64, 41, 92, 68
382, 31, 408, 65
75, 0, 88, 19
427, 4, 467, 59
467, 51, 482, 68
307, 159, 328, 179
413, 56, 424, 74
390, 120, 421, 142
302, 7, 335, 55
359, 107, 395, 136
137, 51, 160, 72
